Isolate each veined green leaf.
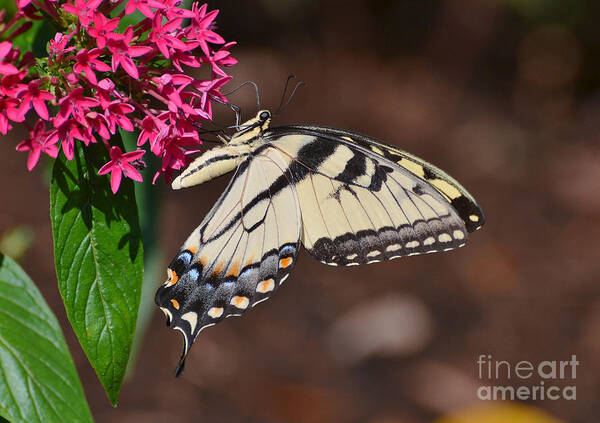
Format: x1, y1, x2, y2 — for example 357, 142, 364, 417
0, 253, 93, 423
50, 142, 143, 406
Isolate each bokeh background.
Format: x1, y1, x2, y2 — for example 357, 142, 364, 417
2, 0, 600, 422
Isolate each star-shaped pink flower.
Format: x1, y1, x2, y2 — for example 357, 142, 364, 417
95, 78, 118, 108
107, 27, 152, 79
152, 130, 200, 183
162, 0, 195, 19
191, 75, 231, 118
137, 115, 167, 152
73, 48, 111, 84
84, 111, 110, 140
124, 0, 165, 18
104, 100, 135, 133
149, 14, 188, 59
54, 86, 100, 127
201, 41, 237, 77
86, 14, 120, 49
185, 3, 225, 56
48, 32, 76, 58
17, 80, 55, 120
62, 0, 102, 27
46, 119, 86, 160
15, 121, 58, 170
98, 146, 145, 193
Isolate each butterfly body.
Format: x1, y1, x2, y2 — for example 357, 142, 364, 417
156, 110, 485, 375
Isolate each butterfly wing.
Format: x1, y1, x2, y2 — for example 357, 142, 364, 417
291, 125, 486, 232
156, 147, 302, 375
264, 126, 484, 266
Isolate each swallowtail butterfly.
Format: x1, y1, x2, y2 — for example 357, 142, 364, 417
156, 110, 485, 375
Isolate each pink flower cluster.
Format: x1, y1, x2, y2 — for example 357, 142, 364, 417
1, 0, 236, 192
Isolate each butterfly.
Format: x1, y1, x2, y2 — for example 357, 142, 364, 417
155, 109, 485, 375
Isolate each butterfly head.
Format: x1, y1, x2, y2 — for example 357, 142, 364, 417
229, 110, 272, 145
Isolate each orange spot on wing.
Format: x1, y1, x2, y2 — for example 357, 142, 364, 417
165, 269, 179, 287
187, 246, 198, 255
227, 260, 240, 278
256, 279, 275, 293
170, 299, 180, 309
279, 257, 293, 269
230, 296, 249, 309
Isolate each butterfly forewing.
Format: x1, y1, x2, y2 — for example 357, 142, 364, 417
156, 147, 302, 374
265, 128, 472, 266
269, 125, 485, 233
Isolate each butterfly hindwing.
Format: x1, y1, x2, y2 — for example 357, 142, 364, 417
265, 127, 476, 266
155, 147, 302, 374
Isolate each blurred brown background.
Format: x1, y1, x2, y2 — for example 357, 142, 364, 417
2, 0, 600, 422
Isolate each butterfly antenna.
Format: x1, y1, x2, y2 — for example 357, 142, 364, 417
274, 78, 307, 115
210, 95, 243, 128
221, 80, 261, 114
275, 75, 295, 113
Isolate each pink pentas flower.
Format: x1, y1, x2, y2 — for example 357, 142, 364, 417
149, 14, 188, 58
170, 49, 201, 72
104, 100, 135, 133
202, 42, 237, 77
73, 48, 111, 84
86, 14, 120, 49
17, 80, 55, 120
84, 111, 111, 140
153, 133, 201, 183
137, 115, 166, 151
154, 73, 194, 91
107, 27, 152, 79
124, 0, 166, 18
15, 121, 59, 170
186, 3, 225, 56
48, 32, 76, 58
192, 75, 231, 118
95, 78, 118, 108
47, 119, 87, 160
98, 146, 145, 193
62, 0, 102, 27
162, 0, 195, 19
153, 73, 194, 113
55, 86, 100, 127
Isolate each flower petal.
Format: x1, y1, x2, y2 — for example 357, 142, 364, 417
121, 163, 143, 182
110, 167, 122, 193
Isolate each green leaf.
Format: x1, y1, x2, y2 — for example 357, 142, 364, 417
0, 253, 93, 423
50, 142, 143, 405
